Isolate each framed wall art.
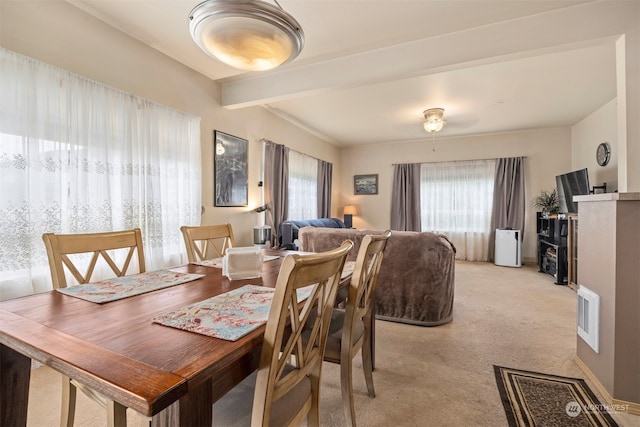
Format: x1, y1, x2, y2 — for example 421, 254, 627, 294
214, 130, 248, 207
354, 174, 378, 195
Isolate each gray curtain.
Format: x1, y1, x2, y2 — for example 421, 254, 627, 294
489, 157, 525, 261
390, 163, 422, 231
263, 140, 289, 247
317, 160, 333, 218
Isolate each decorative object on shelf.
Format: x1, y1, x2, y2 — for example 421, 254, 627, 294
214, 130, 248, 207
422, 108, 445, 133
189, 0, 304, 71
596, 142, 611, 166
343, 204, 358, 228
532, 189, 559, 216
590, 182, 607, 194
354, 174, 378, 195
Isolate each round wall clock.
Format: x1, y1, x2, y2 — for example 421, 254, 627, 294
596, 142, 611, 166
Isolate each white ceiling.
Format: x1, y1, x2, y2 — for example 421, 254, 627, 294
67, 0, 617, 146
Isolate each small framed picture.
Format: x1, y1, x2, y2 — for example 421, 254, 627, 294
354, 174, 378, 195
214, 130, 248, 207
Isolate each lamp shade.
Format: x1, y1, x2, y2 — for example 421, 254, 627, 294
343, 205, 358, 216
189, 0, 304, 71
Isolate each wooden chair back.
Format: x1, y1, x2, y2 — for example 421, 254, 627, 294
180, 224, 235, 262
42, 228, 146, 289
345, 230, 391, 343
42, 228, 145, 427
324, 230, 391, 427
252, 240, 353, 427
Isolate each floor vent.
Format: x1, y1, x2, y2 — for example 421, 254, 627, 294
577, 285, 599, 353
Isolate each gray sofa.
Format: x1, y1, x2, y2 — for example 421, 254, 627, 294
298, 227, 456, 326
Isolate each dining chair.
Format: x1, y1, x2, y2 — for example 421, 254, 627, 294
324, 230, 391, 427
42, 228, 146, 427
180, 223, 235, 262
212, 240, 354, 427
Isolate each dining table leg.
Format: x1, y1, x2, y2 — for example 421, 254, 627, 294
1, 344, 31, 427
151, 377, 212, 427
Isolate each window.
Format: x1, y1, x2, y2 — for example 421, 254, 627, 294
0, 48, 201, 300
287, 150, 318, 220
420, 159, 495, 261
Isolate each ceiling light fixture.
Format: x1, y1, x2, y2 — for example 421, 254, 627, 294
189, 0, 304, 72
423, 108, 445, 133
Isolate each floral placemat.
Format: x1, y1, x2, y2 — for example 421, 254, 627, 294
56, 269, 205, 303
342, 260, 355, 279
193, 254, 280, 269
152, 284, 313, 341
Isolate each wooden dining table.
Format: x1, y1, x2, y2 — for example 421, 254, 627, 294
0, 249, 327, 426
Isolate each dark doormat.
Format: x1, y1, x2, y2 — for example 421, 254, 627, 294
493, 365, 620, 426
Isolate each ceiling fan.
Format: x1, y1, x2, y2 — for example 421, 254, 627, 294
422, 108, 478, 133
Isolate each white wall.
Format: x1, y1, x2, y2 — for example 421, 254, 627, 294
572, 98, 618, 192
337, 128, 572, 261
0, 1, 341, 247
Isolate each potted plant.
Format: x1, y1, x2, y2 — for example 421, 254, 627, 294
532, 189, 559, 216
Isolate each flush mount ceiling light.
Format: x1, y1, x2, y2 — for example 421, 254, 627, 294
423, 108, 445, 133
189, 0, 304, 71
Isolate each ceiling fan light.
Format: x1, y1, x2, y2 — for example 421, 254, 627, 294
189, 0, 304, 72
423, 120, 444, 133
423, 108, 445, 133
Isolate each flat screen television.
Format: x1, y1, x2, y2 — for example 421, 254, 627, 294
556, 168, 590, 214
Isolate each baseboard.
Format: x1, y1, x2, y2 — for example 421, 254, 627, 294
575, 356, 640, 415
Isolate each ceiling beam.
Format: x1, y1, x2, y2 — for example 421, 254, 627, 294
220, 1, 635, 109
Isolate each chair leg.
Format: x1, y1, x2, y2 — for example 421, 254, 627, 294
60, 377, 76, 427
362, 329, 376, 398
369, 311, 376, 371
307, 370, 322, 427
340, 356, 357, 427
106, 400, 128, 427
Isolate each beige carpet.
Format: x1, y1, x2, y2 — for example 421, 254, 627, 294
26, 261, 638, 426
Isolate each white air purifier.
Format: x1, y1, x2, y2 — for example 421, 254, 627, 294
494, 228, 522, 267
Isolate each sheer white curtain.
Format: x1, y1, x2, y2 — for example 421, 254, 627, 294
420, 159, 496, 261
287, 150, 318, 220
0, 48, 201, 300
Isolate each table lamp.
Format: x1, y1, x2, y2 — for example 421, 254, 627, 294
343, 205, 358, 228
